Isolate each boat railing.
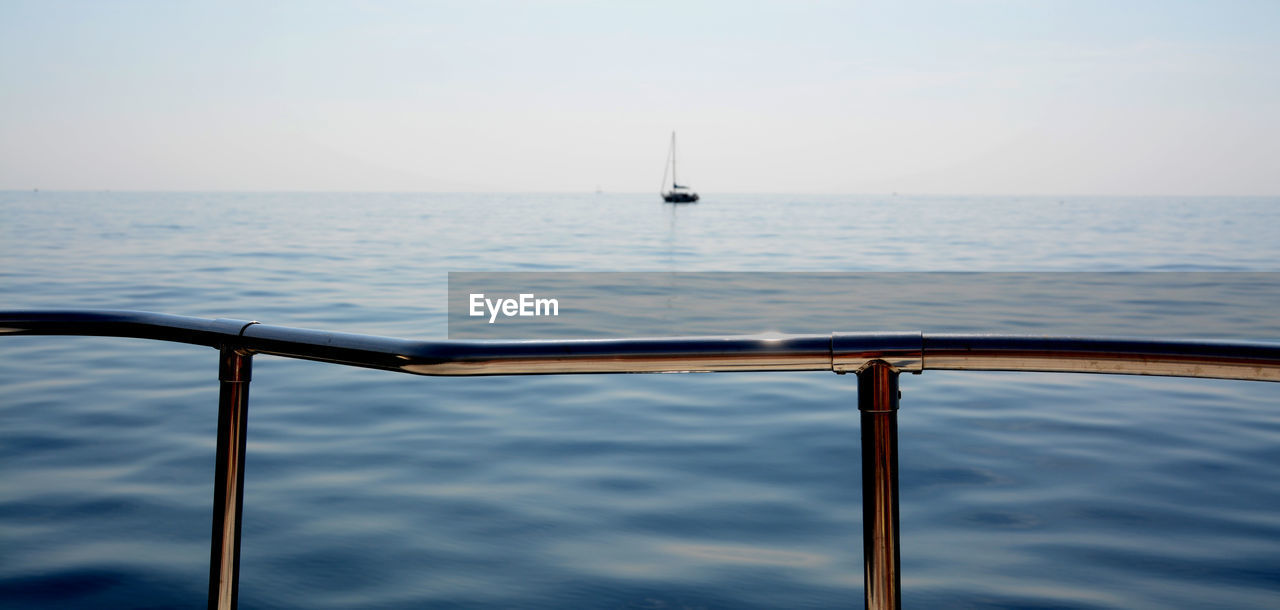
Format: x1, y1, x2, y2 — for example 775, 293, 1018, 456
4, 310, 1280, 610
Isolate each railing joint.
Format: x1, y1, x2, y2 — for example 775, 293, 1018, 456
832, 332, 923, 375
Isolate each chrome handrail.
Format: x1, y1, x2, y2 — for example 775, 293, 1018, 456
4, 310, 1280, 610
5, 310, 1279, 380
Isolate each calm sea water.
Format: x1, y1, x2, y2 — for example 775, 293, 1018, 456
2, 192, 1279, 608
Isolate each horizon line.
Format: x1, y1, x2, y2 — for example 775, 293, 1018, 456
4, 189, 1279, 199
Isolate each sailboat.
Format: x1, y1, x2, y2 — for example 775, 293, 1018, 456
660, 132, 699, 203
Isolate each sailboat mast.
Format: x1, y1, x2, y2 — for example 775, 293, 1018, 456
671, 132, 678, 187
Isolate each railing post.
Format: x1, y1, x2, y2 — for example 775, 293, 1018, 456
858, 361, 901, 610
209, 346, 252, 610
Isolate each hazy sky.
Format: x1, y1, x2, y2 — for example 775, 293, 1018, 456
2, 0, 1277, 194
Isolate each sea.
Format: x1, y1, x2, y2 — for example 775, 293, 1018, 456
1, 191, 1279, 608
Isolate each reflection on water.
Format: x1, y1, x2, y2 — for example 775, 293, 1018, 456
661, 542, 831, 567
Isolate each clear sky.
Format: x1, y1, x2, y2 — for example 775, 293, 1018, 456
1, 0, 1277, 195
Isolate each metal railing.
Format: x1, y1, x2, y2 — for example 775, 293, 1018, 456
4, 310, 1280, 610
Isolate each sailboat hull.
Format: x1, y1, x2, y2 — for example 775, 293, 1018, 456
662, 192, 700, 203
